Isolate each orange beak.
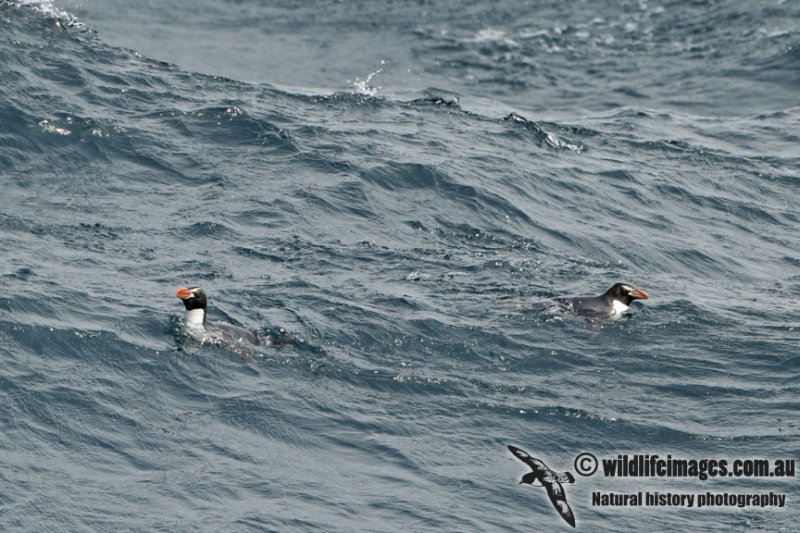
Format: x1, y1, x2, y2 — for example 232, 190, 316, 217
630, 289, 649, 300
176, 287, 193, 299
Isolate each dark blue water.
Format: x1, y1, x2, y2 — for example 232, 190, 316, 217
2, 1, 799, 531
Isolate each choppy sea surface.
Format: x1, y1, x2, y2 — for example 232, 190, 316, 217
2, 1, 799, 531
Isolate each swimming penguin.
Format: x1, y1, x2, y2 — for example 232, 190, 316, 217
554, 283, 649, 320
175, 286, 263, 346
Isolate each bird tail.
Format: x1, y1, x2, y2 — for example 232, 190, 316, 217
556, 472, 575, 483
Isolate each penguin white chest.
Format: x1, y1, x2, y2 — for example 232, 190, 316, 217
609, 299, 630, 319
184, 308, 206, 327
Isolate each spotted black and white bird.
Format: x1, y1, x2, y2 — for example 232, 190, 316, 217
508, 445, 576, 528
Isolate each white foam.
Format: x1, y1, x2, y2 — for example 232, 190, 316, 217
353, 67, 383, 97
10, 0, 86, 30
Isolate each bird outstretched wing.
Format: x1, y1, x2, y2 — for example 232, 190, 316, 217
507, 445, 549, 472
544, 480, 576, 528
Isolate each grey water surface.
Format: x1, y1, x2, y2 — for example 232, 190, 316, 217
1, 1, 799, 531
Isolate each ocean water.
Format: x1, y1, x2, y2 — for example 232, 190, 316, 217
1, 0, 799, 531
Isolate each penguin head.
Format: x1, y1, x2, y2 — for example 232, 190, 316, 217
176, 286, 208, 311
605, 283, 649, 306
